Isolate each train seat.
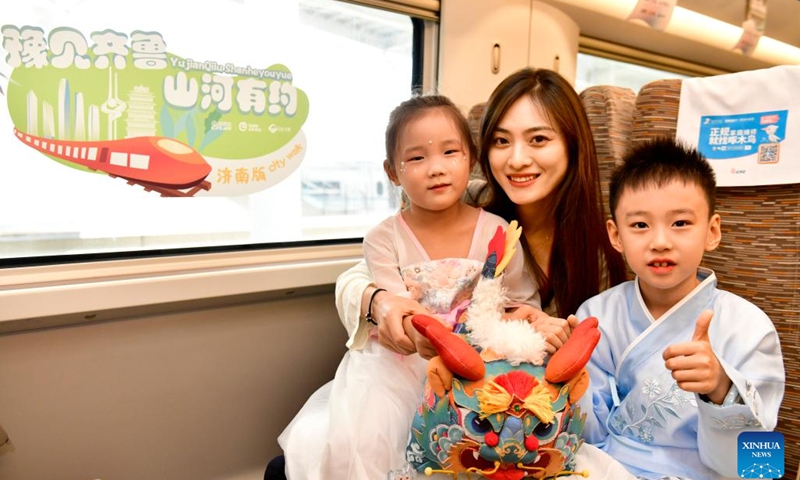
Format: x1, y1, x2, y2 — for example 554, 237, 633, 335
466, 102, 487, 181
579, 85, 637, 218
630, 77, 800, 480
467, 102, 485, 147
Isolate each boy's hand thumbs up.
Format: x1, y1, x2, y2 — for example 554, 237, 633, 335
691, 310, 714, 342
664, 308, 731, 404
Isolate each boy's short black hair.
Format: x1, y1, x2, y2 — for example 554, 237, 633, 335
609, 137, 717, 220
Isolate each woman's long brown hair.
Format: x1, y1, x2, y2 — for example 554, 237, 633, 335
477, 68, 627, 317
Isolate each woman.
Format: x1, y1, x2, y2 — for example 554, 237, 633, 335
269, 68, 628, 480
476, 67, 627, 319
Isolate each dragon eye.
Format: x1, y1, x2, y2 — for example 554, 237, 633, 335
462, 411, 494, 437
533, 421, 555, 437
470, 415, 493, 434
530, 412, 563, 444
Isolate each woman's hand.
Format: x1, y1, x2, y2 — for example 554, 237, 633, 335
402, 315, 438, 360
369, 290, 434, 357
506, 305, 578, 354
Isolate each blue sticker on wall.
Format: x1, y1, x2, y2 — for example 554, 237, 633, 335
738, 431, 784, 478
697, 110, 788, 160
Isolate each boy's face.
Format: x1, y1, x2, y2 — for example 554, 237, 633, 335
607, 179, 721, 308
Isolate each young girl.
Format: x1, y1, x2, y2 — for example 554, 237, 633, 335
277, 94, 539, 480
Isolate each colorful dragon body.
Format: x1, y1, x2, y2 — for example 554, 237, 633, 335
403, 222, 600, 480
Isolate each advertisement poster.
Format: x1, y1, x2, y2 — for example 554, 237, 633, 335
2, 24, 308, 197
0, 1, 412, 258
676, 65, 800, 187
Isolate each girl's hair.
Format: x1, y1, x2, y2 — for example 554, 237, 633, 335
478, 68, 627, 317
384, 94, 477, 171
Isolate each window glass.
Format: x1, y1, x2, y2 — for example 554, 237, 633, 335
576, 52, 691, 93
0, 0, 413, 263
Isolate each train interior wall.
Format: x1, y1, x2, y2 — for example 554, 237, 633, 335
0, 289, 347, 480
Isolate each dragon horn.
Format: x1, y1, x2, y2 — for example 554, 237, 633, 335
495, 220, 522, 277
411, 315, 485, 381
545, 317, 601, 383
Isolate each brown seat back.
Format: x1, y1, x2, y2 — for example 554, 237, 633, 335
579, 85, 637, 219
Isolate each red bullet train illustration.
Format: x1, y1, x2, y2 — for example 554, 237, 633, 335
13, 128, 212, 195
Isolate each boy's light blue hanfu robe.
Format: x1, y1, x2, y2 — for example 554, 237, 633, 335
577, 268, 784, 480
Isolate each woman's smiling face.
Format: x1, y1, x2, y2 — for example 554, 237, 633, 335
487, 96, 568, 210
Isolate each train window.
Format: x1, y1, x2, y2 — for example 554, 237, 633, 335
576, 52, 692, 93
109, 152, 128, 167
1, 0, 425, 266
130, 154, 150, 170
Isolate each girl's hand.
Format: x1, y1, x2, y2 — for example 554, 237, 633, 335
370, 290, 432, 356
507, 305, 578, 354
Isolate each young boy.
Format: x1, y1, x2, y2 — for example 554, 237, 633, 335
577, 137, 785, 480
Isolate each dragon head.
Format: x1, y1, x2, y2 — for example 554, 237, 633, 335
404, 222, 599, 479
406, 326, 596, 480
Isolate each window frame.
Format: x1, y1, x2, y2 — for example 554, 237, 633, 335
579, 35, 728, 79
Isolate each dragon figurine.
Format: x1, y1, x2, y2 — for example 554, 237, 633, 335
399, 222, 601, 480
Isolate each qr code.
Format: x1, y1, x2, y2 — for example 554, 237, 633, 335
758, 143, 780, 164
